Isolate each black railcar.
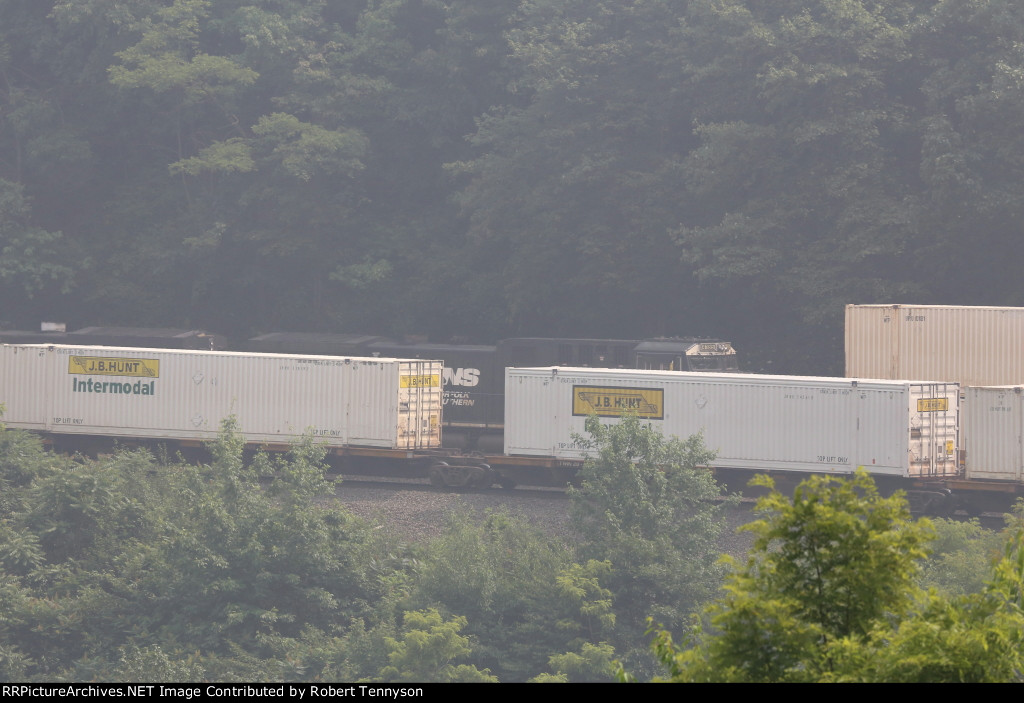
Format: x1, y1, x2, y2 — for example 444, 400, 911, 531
241, 332, 387, 356
366, 341, 502, 451
0, 326, 227, 350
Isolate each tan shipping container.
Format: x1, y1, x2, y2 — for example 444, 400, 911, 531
846, 304, 1024, 386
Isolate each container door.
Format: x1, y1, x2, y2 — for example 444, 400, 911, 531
907, 383, 959, 478
397, 360, 442, 449
854, 385, 905, 476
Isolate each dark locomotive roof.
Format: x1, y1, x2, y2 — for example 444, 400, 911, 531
0, 330, 70, 344
69, 327, 228, 350
0, 326, 227, 350
368, 341, 497, 355
243, 332, 388, 355
247, 332, 386, 344
498, 336, 638, 344
71, 326, 207, 338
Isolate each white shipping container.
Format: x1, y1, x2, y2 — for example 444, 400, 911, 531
505, 367, 959, 477
846, 304, 1024, 385
0, 345, 49, 429
0, 345, 442, 449
962, 386, 1024, 483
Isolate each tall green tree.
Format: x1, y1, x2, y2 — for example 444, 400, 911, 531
665, 471, 932, 682
408, 509, 614, 682
919, 516, 1008, 596
569, 415, 726, 672
647, 471, 1024, 683
827, 547, 1024, 682
455, 0, 726, 338
669, 0, 929, 370
909, 0, 1024, 307
0, 179, 72, 310
0, 418, 398, 681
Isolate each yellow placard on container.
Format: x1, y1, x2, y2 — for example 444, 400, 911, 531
917, 398, 949, 412
573, 386, 664, 419
400, 374, 440, 388
68, 356, 160, 378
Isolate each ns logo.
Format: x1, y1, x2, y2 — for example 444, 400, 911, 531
443, 367, 481, 387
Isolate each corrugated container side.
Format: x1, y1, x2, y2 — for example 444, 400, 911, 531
845, 305, 899, 379
505, 367, 959, 478
962, 386, 1024, 482
2, 346, 442, 450
846, 304, 1024, 385
0, 345, 51, 429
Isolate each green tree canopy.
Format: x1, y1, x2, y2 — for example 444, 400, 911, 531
569, 414, 727, 673
377, 608, 498, 683
646, 472, 1024, 683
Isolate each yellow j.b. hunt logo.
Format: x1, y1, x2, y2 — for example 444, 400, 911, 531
573, 386, 664, 419
68, 356, 160, 378
917, 398, 949, 412
400, 374, 440, 388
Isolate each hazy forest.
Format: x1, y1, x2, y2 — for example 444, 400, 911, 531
3, 0, 1024, 683
3, 0, 1024, 372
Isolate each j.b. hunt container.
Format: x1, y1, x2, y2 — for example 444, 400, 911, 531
505, 367, 959, 477
0, 344, 442, 449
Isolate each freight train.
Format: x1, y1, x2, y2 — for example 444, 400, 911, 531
243, 332, 739, 452
0, 341, 739, 490
5, 311, 1024, 513
0, 339, 1006, 513
0, 327, 739, 452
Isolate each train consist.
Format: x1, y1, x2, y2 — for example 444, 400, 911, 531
0, 328, 740, 488
243, 333, 740, 452
0, 340, 984, 510
6, 307, 1024, 512
0, 328, 738, 453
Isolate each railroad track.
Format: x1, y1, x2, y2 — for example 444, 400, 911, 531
333, 474, 569, 500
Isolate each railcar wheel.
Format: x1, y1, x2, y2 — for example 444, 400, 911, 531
497, 475, 518, 490
908, 489, 954, 516
429, 462, 449, 487
469, 464, 492, 489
